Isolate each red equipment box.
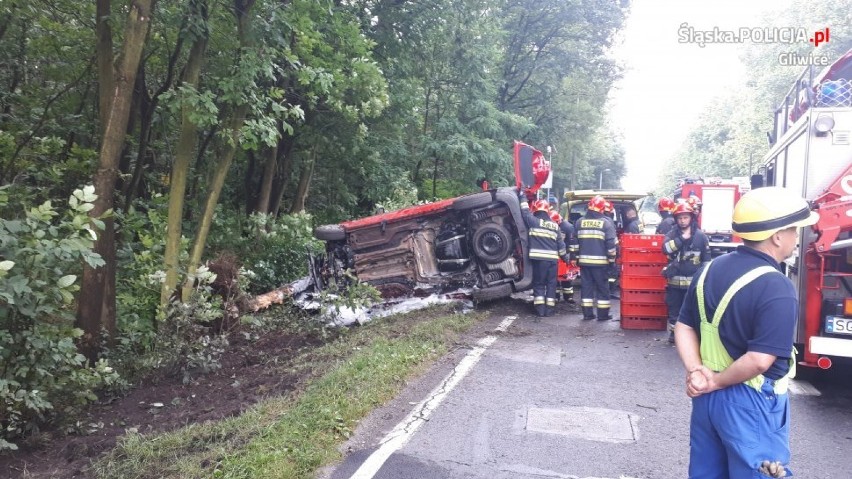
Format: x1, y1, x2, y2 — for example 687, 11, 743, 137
620, 233, 666, 250
620, 249, 667, 264
620, 302, 668, 318
621, 316, 667, 331
622, 262, 666, 277
620, 275, 667, 291
620, 289, 666, 304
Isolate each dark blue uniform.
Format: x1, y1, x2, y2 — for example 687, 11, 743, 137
678, 246, 797, 478
678, 246, 796, 378
656, 212, 676, 235
557, 219, 576, 303
571, 210, 617, 320
520, 198, 567, 317
663, 222, 711, 332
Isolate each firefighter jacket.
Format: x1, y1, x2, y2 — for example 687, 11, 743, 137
520, 200, 567, 262
571, 210, 617, 267
558, 220, 576, 261
656, 213, 676, 235
662, 224, 711, 288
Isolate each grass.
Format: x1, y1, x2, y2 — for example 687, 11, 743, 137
91, 305, 481, 479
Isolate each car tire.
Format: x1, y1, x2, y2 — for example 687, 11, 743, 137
451, 192, 493, 210
314, 224, 345, 241
471, 283, 513, 302
472, 223, 512, 263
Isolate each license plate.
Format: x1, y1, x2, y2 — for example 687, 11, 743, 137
826, 316, 852, 335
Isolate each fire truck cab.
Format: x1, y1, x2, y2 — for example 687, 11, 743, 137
754, 48, 852, 370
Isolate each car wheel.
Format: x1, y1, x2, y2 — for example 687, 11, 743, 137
471, 283, 513, 302
472, 223, 512, 263
451, 192, 493, 210
314, 224, 345, 241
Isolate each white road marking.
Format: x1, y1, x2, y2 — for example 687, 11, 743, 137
348, 316, 516, 479
788, 379, 821, 396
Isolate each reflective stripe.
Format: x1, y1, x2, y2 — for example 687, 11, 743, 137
597, 299, 611, 307
578, 231, 605, 239
695, 262, 794, 394
580, 258, 610, 265
530, 249, 559, 259
533, 296, 545, 305
664, 239, 678, 254
530, 229, 558, 239
581, 299, 594, 306
546, 298, 556, 306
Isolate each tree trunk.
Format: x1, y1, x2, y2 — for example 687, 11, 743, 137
160, 1, 209, 309
181, 0, 257, 301
289, 155, 314, 214
76, 0, 153, 361
269, 136, 296, 217
182, 109, 247, 301
96, 0, 114, 137
254, 143, 278, 215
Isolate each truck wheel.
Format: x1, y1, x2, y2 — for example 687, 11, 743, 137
452, 192, 493, 210
472, 223, 512, 263
471, 283, 513, 303
314, 224, 345, 241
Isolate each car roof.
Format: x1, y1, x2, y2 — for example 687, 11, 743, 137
563, 189, 649, 202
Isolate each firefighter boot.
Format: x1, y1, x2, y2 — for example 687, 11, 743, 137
582, 306, 595, 320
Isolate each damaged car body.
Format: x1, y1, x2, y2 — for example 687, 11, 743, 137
310, 142, 550, 303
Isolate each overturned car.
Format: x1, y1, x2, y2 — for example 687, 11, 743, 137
310, 142, 550, 303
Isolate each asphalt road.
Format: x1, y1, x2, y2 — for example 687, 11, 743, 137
322, 296, 852, 479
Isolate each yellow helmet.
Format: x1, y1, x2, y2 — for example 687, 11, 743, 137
732, 187, 819, 241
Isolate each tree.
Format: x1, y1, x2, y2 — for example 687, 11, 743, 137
77, 0, 154, 360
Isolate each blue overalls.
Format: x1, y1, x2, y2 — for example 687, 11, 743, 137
688, 262, 795, 479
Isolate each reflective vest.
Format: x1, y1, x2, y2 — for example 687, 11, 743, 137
695, 262, 796, 395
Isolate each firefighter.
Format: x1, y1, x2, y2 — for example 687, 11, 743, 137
572, 195, 617, 321
623, 206, 641, 234
687, 194, 703, 216
663, 202, 711, 343
603, 200, 620, 296
674, 186, 819, 479
550, 209, 576, 305
519, 193, 569, 317
656, 197, 676, 235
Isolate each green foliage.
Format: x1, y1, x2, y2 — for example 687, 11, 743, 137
0, 185, 120, 450
208, 211, 323, 294
115, 194, 170, 337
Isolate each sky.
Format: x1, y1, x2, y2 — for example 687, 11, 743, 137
609, 0, 794, 191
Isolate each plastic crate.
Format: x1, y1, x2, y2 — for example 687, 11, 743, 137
622, 262, 666, 277
620, 234, 666, 250
621, 249, 668, 264
620, 274, 667, 291
621, 289, 666, 304
621, 316, 667, 331
620, 302, 668, 318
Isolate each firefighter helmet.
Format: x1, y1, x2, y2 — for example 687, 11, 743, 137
549, 210, 562, 224
672, 202, 695, 217
603, 200, 614, 214
531, 199, 550, 213
657, 197, 675, 212
588, 195, 607, 213
686, 195, 702, 209
732, 186, 819, 241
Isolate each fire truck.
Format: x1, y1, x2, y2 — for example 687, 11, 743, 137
754, 48, 852, 370
673, 177, 747, 257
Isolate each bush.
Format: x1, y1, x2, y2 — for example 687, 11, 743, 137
210, 211, 323, 294
0, 185, 121, 450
